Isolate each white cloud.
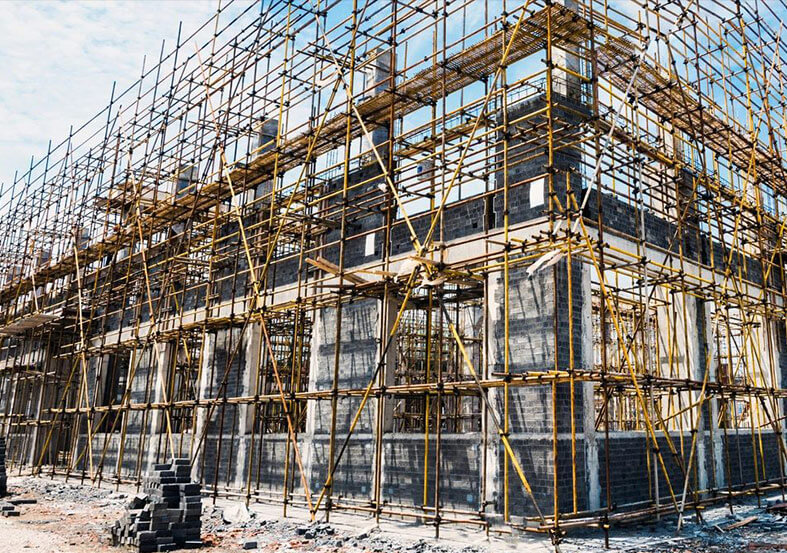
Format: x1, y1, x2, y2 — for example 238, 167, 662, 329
0, 0, 222, 186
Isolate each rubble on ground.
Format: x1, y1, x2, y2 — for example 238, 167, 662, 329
1, 473, 787, 552
561, 495, 787, 553
201, 504, 487, 552
0, 500, 20, 517
22, 476, 126, 504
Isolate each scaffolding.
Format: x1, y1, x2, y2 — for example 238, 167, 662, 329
1, 0, 787, 546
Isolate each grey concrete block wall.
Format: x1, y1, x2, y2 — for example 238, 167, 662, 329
779, 324, 787, 450
202, 434, 246, 487
87, 432, 194, 480
723, 431, 783, 488
491, 265, 556, 376
248, 434, 290, 492
125, 348, 155, 433
308, 437, 375, 500
502, 437, 588, 515
582, 182, 783, 291
597, 434, 688, 508
305, 296, 382, 501
319, 166, 387, 269
310, 299, 380, 435
597, 430, 782, 509
88, 434, 141, 477
488, 259, 589, 517
72, 345, 158, 476
206, 328, 247, 401
493, 93, 586, 227
382, 434, 483, 511
201, 433, 311, 495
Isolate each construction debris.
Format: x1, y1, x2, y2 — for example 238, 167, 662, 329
222, 503, 251, 525
7, 497, 37, 505
766, 502, 787, 515
725, 516, 759, 531
111, 458, 202, 552
0, 500, 19, 517
1, 473, 787, 552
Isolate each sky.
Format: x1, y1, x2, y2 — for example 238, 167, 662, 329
0, 0, 222, 187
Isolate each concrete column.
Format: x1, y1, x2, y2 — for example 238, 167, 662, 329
581, 263, 600, 510
304, 299, 380, 498
690, 296, 708, 493
553, 0, 581, 102
28, 359, 49, 466
252, 119, 278, 201
704, 300, 725, 490
363, 47, 392, 148
255, 118, 279, 154
374, 294, 398, 510
485, 257, 587, 516
302, 312, 321, 483
377, 295, 397, 433
192, 332, 215, 481
233, 322, 261, 488
146, 341, 174, 469
484, 274, 503, 513
175, 165, 198, 199
778, 322, 787, 468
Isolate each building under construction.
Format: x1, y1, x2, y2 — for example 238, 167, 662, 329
1, 0, 787, 542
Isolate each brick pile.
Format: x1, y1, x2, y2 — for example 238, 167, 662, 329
0, 436, 7, 497
0, 441, 26, 517
0, 502, 19, 517
111, 458, 202, 552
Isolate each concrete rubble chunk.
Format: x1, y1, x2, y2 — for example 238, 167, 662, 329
356, 524, 380, 539
223, 503, 251, 524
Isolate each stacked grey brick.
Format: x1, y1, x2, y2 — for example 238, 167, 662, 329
0, 436, 6, 497
0, 436, 21, 517
112, 458, 202, 552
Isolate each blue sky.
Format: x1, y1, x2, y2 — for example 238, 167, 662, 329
0, 0, 221, 186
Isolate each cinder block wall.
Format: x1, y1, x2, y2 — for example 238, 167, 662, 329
489, 260, 590, 517
306, 299, 379, 500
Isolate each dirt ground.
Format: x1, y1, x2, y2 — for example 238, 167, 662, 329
0, 481, 120, 553
2, 474, 787, 553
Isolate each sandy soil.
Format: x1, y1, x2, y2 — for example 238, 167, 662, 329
0, 486, 120, 553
